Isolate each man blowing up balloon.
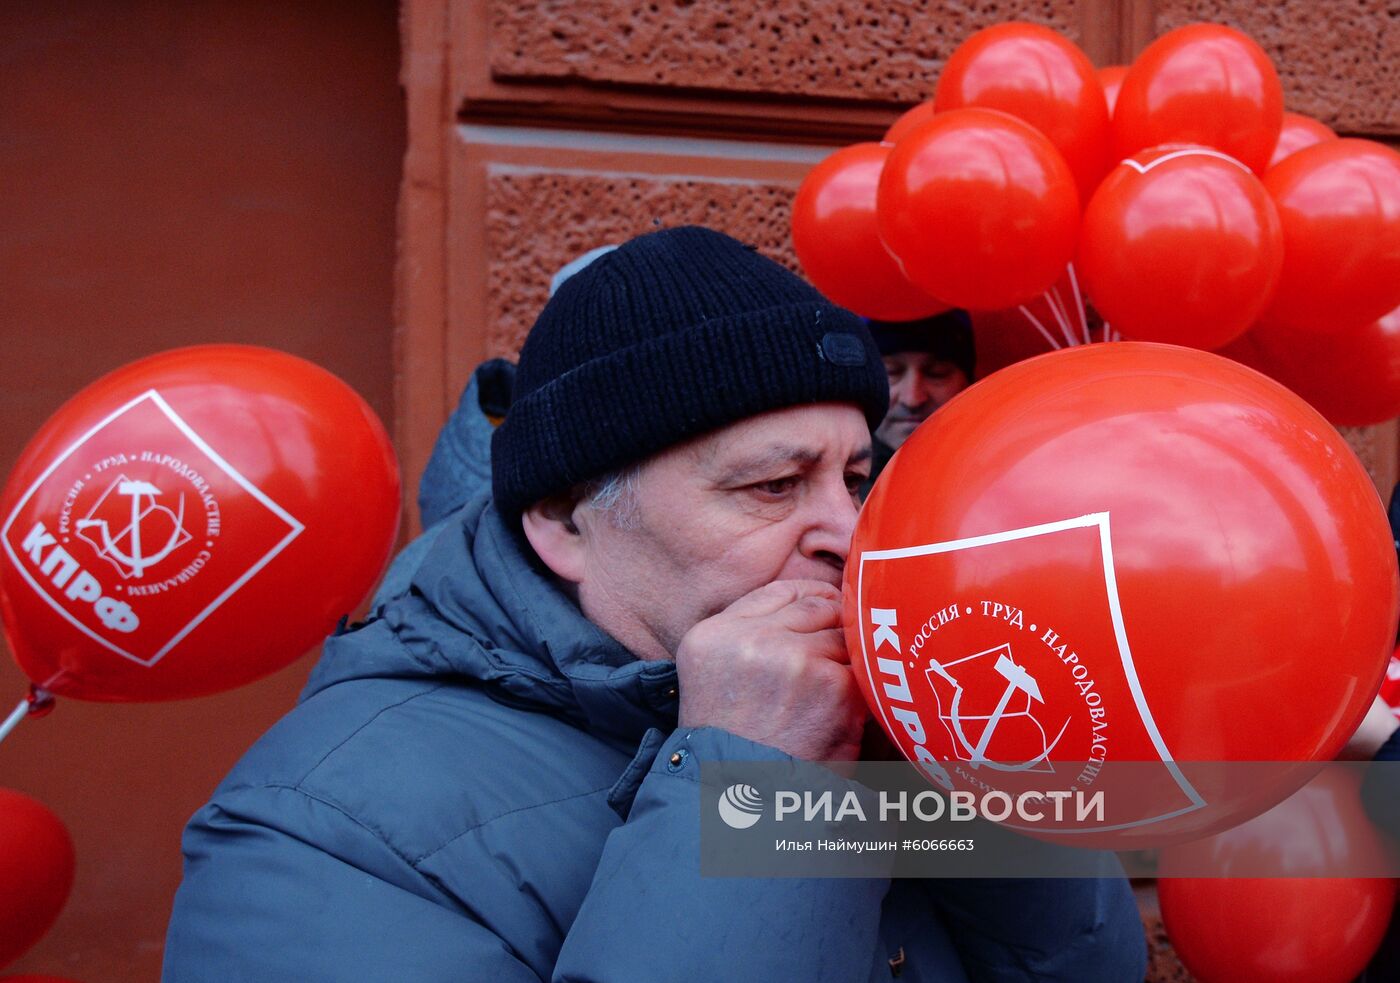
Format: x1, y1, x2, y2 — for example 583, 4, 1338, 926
162, 227, 1146, 982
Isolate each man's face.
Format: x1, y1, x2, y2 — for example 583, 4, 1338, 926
570, 403, 871, 662
874, 351, 970, 449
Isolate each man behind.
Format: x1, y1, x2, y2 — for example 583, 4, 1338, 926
163, 227, 1145, 982
866, 312, 975, 488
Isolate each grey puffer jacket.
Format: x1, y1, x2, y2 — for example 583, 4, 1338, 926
162, 361, 1147, 982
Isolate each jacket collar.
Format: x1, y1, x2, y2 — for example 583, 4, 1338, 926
306, 493, 679, 751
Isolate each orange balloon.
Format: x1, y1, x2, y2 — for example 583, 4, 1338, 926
0, 346, 400, 701
884, 101, 936, 144
877, 108, 1080, 311
1159, 770, 1397, 983
934, 22, 1112, 204
791, 143, 948, 321
1258, 139, 1400, 334
846, 343, 1398, 848
1267, 111, 1338, 170
1077, 145, 1283, 349
1115, 24, 1283, 174
0, 789, 74, 971
1231, 308, 1400, 427
1098, 65, 1128, 117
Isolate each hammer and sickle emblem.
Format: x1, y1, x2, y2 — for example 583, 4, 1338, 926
948, 652, 1070, 772
76, 480, 187, 579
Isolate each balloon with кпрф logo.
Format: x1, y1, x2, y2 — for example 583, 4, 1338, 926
0, 345, 399, 703
844, 342, 1398, 848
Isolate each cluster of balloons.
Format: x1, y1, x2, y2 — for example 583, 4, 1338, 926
825, 24, 1400, 968
793, 20, 1400, 427
0, 345, 401, 970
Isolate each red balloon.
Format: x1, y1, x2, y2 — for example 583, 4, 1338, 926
1115, 24, 1283, 174
884, 102, 936, 144
1267, 111, 1338, 170
0, 977, 85, 982
1231, 308, 1400, 427
1098, 65, 1128, 116
934, 22, 1112, 204
0, 346, 400, 701
1257, 139, 1400, 333
0, 789, 74, 970
1158, 770, 1397, 983
846, 344, 1398, 848
1077, 145, 1283, 349
877, 108, 1080, 311
792, 143, 947, 321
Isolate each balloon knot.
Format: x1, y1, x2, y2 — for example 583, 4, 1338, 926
25, 686, 56, 719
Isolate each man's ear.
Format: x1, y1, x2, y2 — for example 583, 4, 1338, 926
521, 492, 587, 585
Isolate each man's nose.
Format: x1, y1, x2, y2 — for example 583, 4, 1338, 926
801, 477, 860, 571
912, 374, 938, 407
894, 371, 928, 408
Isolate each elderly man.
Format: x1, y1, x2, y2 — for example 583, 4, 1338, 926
163, 227, 1145, 982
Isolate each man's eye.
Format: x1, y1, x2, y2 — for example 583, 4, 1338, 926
845, 473, 868, 493
753, 477, 799, 497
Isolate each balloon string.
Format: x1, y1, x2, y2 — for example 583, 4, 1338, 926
1047, 286, 1078, 347
1066, 263, 1089, 344
1041, 289, 1078, 347
1018, 305, 1063, 350
0, 698, 30, 746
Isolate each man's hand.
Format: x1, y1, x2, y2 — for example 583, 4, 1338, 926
675, 580, 868, 761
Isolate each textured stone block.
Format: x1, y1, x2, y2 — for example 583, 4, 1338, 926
487, 0, 1084, 104
484, 169, 802, 357
1153, 1, 1400, 135
446, 127, 820, 404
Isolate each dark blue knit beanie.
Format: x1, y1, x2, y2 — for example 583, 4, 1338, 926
491, 226, 889, 516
